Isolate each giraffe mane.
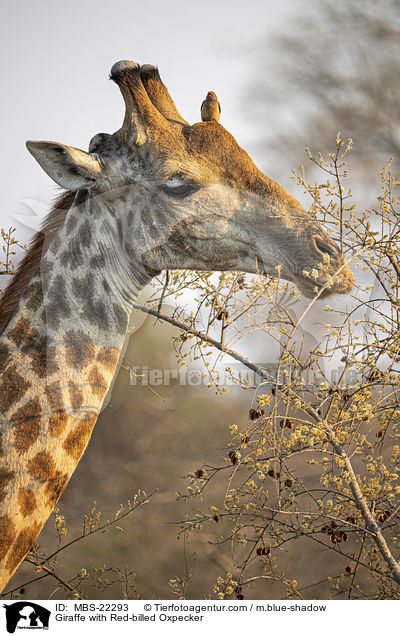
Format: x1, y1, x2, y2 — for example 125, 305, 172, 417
0, 190, 76, 334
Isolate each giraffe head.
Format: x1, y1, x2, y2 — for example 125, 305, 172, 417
26, 61, 354, 299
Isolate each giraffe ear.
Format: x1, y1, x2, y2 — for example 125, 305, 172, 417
26, 140, 102, 190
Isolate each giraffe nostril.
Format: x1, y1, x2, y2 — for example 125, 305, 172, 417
312, 234, 339, 258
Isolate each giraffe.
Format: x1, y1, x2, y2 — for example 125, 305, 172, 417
0, 60, 354, 593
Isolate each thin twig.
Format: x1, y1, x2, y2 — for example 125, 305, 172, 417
39, 491, 155, 566
24, 557, 78, 596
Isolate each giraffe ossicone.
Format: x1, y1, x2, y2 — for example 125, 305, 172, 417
0, 60, 354, 593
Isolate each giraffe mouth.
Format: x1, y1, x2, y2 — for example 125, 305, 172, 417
292, 269, 354, 299
271, 247, 354, 299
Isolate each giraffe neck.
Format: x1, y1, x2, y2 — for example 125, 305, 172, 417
0, 190, 153, 591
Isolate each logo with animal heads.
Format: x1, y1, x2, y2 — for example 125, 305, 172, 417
3, 602, 50, 633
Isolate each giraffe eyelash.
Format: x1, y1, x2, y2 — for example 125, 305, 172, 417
160, 177, 202, 199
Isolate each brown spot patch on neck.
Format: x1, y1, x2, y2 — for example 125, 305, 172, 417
46, 381, 68, 437
11, 397, 42, 454
0, 514, 15, 560
45, 470, 69, 506
5, 521, 41, 574
0, 366, 31, 413
88, 367, 107, 398
0, 191, 76, 334
0, 343, 10, 369
96, 347, 119, 370
0, 469, 15, 502
8, 316, 58, 378
64, 331, 96, 369
18, 487, 37, 518
62, 414, 97, 461
27, 450, 56, 482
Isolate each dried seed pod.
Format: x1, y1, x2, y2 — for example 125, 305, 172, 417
228, 450, 239, 465
280, 418, 293, 429
345, 565, 353, 574
249, 408, 264, 420
195, 469, 206, 479
330, 530, 347, 543
213, 514, 220, 523
378, 510, 391, 522
216, 309, 227, 320
284, 478, 293, 487
256, 547, 271, 556
321, 525, 331, 534
267, 469, 275, 478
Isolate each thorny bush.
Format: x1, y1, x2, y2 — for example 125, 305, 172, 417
164, 136, 400, 600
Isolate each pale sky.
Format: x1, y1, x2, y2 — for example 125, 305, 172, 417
0, 0, 294, 259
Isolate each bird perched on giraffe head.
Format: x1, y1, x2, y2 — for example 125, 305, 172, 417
201, 91, 221, 122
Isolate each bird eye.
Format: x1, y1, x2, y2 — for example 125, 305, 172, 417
160, 176, 201, 199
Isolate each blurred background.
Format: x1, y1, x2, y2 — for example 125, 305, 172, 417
1, 0, 399, 598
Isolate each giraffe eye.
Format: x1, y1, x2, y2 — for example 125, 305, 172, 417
160, 176, 201, 199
